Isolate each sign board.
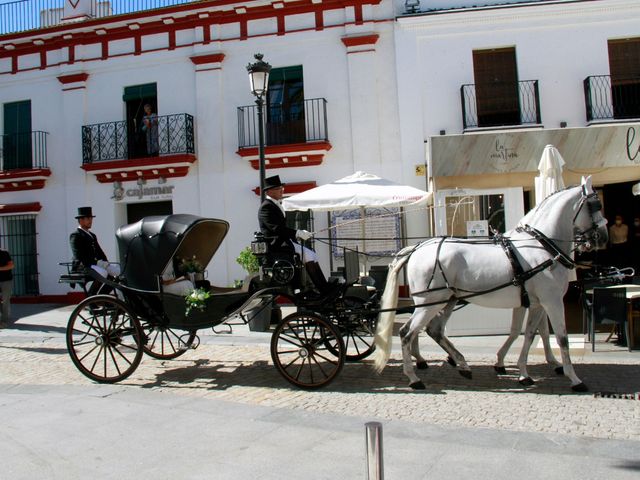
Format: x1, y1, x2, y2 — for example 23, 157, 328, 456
466, 220, 489, 237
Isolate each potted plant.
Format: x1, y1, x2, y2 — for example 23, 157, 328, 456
177, 255, 205, 284
235, 247, 272, 332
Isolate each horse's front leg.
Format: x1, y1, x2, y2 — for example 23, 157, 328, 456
537, 313, 563, 373
542, 298, 587, 391
516, 306, 546, 385
426, 299, 472, 379
495, 307, 526, 375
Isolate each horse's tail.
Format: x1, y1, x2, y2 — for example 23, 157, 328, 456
373, 246, 413, 373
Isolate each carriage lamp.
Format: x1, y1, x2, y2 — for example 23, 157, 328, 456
247, 53, 272, 202
251, 232, 268, 256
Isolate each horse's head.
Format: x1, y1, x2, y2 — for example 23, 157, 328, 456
573, 176, 608, 252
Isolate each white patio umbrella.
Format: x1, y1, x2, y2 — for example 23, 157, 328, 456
534, 144, 566, 206
282, 171, 432, 275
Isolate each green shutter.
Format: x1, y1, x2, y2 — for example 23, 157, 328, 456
122, 83, 157, 101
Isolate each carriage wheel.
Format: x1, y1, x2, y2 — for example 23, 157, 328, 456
329, 296, 377, 362
271, 312, 345, 389
141, 322, 197, 360
66, 295, 144, 383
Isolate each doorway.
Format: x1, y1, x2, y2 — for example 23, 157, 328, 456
123, 83, 157, 160
473, 48, 520, 128
3, 100, 32, 170
126, 201, 172, 225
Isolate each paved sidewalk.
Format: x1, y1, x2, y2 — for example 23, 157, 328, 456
1, 303, 639, 479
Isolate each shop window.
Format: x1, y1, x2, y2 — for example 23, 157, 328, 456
0, 215, 39, 295
444, 194, 505, 237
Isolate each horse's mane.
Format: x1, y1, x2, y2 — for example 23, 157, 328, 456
524, 184, 579, 225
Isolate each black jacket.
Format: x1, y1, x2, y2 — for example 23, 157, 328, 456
69, 228, 107, 272
258, 199, 296, 252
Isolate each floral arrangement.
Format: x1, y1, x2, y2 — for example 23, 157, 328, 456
178, 255, 204, 274
236, 247, 259, 274
185, 287, 211, 316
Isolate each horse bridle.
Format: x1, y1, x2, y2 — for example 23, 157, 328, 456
572, 186, 605, 251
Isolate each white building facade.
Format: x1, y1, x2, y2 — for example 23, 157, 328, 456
0, 0, 426, 299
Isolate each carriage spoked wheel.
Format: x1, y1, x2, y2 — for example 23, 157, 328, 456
66, 295, 144, 383
328, 296, 377, 362
270, 312, 345, 389
141, 322, 197, 360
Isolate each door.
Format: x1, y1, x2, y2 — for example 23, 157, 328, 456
123, 84, 157, 159
266, 66, 305, 145
126, 201, 172, 225
473, 48, 520, 127
3, 100, 32, 170
608, 38, 640, 119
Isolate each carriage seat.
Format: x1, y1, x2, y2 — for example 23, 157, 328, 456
58, 262, 89, 289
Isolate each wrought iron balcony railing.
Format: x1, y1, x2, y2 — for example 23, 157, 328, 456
584, 75, 640, 122
0, 0, 199, 35
461, 80, 541, 129
238, 98, 328, 149
0, 131, 48, 171
82, 113, 194, 164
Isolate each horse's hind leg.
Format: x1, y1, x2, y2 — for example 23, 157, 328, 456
399, 305, 443, 389
409, 335, 429, 370
542, 298, 587, 391
425, 299, 472, 379
495, 307, 526, 375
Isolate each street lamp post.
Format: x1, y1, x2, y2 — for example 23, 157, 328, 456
247, 53, 272, 203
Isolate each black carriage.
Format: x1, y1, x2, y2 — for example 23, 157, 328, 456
64, 214, 379, 389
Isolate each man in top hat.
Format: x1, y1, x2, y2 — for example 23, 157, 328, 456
70, 207, 119, 295
258, 175, 330, 293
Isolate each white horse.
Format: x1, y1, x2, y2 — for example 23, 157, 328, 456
373, 177, 607, 391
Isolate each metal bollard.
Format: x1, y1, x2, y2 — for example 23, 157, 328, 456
365, 422, 384, 480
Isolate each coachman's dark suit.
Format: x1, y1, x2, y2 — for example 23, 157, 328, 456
258, 198, 296, 253
69, 228, 107, 273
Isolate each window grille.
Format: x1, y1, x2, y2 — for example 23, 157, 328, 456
0, 215, 39, 296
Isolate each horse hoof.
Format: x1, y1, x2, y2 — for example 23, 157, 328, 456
416, 360, 429, 370
572, 383, 588, 392
519, 377, 535, 386
447, 356, 457, 367
554, 366, 564, 375
410, 381, 426, 390
494, 366, 507, 375
458, 370, 472, 380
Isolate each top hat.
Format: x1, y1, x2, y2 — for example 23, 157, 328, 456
263, 175, 285, 191
75, 206, 95, 219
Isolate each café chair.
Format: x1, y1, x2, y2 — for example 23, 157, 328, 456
590, 287, 628, 352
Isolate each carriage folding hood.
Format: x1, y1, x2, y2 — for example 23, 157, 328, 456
116, 214, 229, 291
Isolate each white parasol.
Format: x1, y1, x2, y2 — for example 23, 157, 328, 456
282, 171, 431, 211
534, 144, 566, 206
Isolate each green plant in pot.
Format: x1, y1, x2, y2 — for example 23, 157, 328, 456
235, 247, 271, 331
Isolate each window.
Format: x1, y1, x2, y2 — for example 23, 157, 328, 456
266, 66, 305, 144
473, 48, 520, 127
0, 215, 39, 295
444, 194, 505, 237
2, 100, 32, 170
123, 83, 157, 159
608, 38, 640, 119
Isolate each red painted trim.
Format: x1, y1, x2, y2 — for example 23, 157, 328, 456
40, 50, 46, 69
11, 55, 17, 74
12, 292, 84, 304
277, 14, 285, 36
57, 72, 89, 84
0, 179, 47, 192
62, 86, 86, 91
68, 45, 75, 64
203, 24, 211, 44
237, 141, 332, 158
189, 53, 225, 65
168, 30, 176, 50
81, 153, 196, 172
354, 3, 363, 24
240, 19, 248, 40
194, 67, 221, 73
101, 39, 108, 60
0, 202, 42, 214
249, 154, 324, 170
341, 33, 379, 47
134, 34, 142, 55
0, 168, 52, 180
253, 180, 317, 196
95, 165, 190, 183
347, 48, 376, 54
315, 10, 324, 30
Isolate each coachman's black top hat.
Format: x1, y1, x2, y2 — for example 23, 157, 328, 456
75, 206, 96, 219
263, 175, 285, 191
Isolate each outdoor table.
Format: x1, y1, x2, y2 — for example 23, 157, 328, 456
585, 284, 640, 350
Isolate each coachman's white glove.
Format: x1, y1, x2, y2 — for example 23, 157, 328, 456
296, 229, 313, 241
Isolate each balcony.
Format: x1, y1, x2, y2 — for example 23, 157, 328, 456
461, 80, 541, 130
237, 98, 331, 170
0, 0, 200, 35
584, 75, 640, 122
0, 131, 51, 192
81, 113, 196, 183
